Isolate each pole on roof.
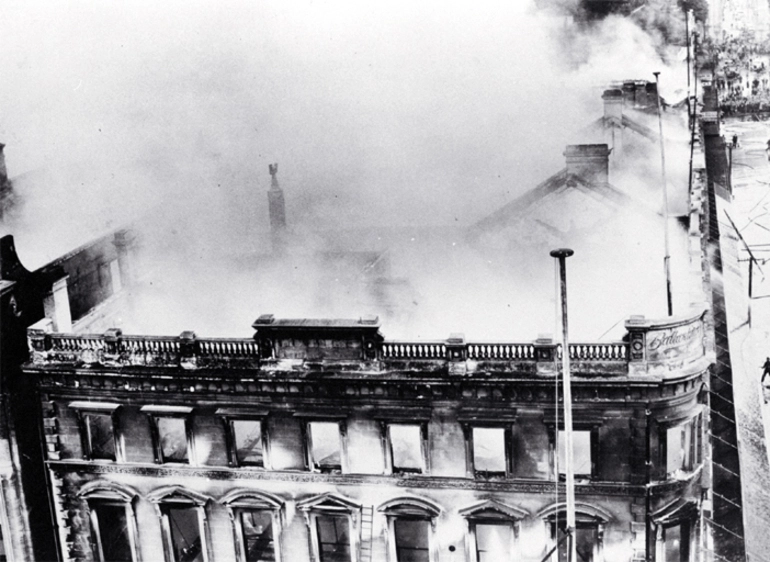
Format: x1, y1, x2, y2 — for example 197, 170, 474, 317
551, 248, 576, 562
654, 71, 673, 316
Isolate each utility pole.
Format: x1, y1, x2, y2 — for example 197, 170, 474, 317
653, 72, 673, 316
551, 248, 576, 562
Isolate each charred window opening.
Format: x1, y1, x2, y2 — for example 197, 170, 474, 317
473, 522, 513, 562
551, 520, 599, 562
89, 501, 135, 562
393, 518, 430, 562
557, 429, 592, 479
472, 427, 508, 477
229, 420, 265, 467
665, 415, 701, 475
388, 424, 424, 474
236, 510, 275, 562
161, 504, 205, 562
154, 416, 190, 464
662, 521, 691, 562
307, 421, 342, 473
80, 411, 117, 461
316, 514, 351, 562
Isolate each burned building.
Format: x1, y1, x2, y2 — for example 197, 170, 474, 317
22, 305, 708, 562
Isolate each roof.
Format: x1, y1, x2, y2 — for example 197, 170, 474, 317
471, 168, 636, 235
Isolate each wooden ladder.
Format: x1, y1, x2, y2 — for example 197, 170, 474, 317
360, 505, 374, 562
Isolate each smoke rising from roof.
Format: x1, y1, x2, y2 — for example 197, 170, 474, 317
0, 1, 700, 340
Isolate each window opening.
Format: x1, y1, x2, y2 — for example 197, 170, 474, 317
472, 427, 506, 475
394, 518, 430, 562
557, 430, 591, 478
164, 505, 203, 562
83, 412, 116, 460
308, 422, 341, 472
90, 501, 134, 562
238, 509, 275, 562
231, 420, 264, 467
474, 522, 512, 562
389, 424, 423, 473
316, 514, 350, 562
156, 417, 189, 463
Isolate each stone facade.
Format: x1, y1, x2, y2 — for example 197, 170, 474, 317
23, 309, 709, 562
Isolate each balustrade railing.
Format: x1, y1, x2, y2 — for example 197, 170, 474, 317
381, 342, 445, 359
35, 331, 630, 371
561, 343, 628, 361
467, 343, 535, 361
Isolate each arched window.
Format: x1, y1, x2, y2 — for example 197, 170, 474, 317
78, 481, 140, 562
652, 499, 698, 562
298, 493, 361, 562
379, 497, 441, 562
539, 503, 611, 562
221, 490, 284, 562
459, 499, 529, 562
147, 486, 212, 562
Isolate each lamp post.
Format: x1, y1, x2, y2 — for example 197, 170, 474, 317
551, 248, 576, 562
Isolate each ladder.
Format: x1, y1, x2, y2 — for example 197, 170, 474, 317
360, 505, 374, 562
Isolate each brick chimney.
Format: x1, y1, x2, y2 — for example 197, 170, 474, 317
564, 144, 611, 185
267, 163, 287, 254
602, 89, 624, 121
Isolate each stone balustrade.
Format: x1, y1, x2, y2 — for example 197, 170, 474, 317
26, 307, 711, 378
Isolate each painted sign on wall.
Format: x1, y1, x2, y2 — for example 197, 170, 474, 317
646, 320, 705, 366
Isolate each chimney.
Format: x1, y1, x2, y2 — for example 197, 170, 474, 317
267, 163, 287, 254
0, 144, 7, 185
564, 144, 611, 185
602, 89, 624, 121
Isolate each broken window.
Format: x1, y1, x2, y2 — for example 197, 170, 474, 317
316, 515, 351, 562
393, 518, 430, 562
155, 416, 189, 464
474, 522, 512, 562
230, 420, 265, 467
472, 427, 507, 476
552, 520, 599, 562
89, 501, 135, 562
307, 421, 342, 472
81, 412, 117, 461
662, 522, 691, 562
162, 505, 205, 562
388, 424, 424, 474
557, 430, 592, 478
666, 416, 700, 475
237, 510, 275, 562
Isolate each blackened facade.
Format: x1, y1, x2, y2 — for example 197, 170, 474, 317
22, 306, 709, 562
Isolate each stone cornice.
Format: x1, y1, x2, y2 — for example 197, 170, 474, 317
33, 368, 706, 406
48, 459, 658, 498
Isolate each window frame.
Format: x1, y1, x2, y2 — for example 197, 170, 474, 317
141, 406, 195, 465
78, 481, 141, 562
463, 423, 514, 479
459, 500, 527, 562
69, 401, 122, 462
545, 421, 600, 481
303, 419, 347, 474
147, 487, 212, 562
298, 493, 361, 562
383, 422, 428, 475
539, 504, 610, 562
660, 413, 703, 477
223, 417, 269, 469
88, 499, 139, 562
222, 490, 283, 562
379, 497, 440, 562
